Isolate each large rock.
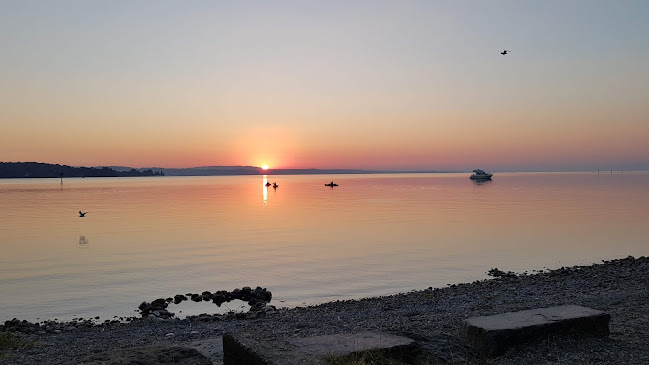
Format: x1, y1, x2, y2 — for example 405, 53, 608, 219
288, 331, 418, 359
78, 345, 212, 364
223, 331, 418, 365
190, 337, 224, 365
223, 330, 319, 365
461, 305, 610, 356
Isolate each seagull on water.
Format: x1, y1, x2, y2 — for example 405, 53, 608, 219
500, 50, 511, 55
79, 210, 88, 217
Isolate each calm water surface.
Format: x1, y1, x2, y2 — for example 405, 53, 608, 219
1, 172, 648, 322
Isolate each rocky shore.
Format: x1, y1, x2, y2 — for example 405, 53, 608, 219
2, 256, 648, 364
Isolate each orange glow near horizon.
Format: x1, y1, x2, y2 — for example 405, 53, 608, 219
1, 2, 648, 172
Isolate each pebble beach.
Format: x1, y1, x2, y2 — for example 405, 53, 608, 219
2, 256, 648, 364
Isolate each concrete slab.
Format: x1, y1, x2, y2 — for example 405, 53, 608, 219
223, 331, 418, 365
78, 345, 212, 364
288, 331, 418, 358
461, 305, 610, 356
223, 331, 324, 365
189, 337, 224, 365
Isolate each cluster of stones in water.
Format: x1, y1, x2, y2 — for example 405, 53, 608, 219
138, 286, 273, 319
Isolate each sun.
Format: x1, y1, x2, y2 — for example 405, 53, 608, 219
261, 165, 269, 170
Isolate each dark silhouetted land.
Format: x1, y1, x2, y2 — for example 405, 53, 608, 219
0, 162, 445, 178
0, 162, 164, 179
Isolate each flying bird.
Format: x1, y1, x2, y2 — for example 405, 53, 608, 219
500, 50, 511, 55
79, 210, 88, 217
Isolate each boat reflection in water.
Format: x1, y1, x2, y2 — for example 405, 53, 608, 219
472, 178, 493, 185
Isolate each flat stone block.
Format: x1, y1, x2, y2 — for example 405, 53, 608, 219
223, 331, 418, 365
289, 331, 419, 359
223, 331, 325, 365
190, 337, 224, 365
79, 345, 212, 364
461, 305, 610, 356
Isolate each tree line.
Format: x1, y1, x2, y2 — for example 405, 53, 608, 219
0, 162, 164, 178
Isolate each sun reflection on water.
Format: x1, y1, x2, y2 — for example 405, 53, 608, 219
262, 175, 268, 205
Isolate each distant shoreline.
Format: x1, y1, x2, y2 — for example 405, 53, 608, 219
0, 161, 450, 179
0, 162, 164, 179
3, 162, 647, 179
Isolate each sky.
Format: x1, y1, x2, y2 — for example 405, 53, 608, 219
1, 1, 648, 172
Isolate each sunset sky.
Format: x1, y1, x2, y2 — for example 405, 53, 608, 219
1, 1, 647, 171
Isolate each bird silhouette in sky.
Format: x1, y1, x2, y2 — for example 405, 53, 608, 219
501, 50, 511, 55
79, 210, 88, 217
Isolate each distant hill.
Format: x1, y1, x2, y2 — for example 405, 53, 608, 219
161, 166, 262, 176
99, 165, 387, 176
158, 167, 438, 176
160, 167, 390, 176
0, 162, 164, 178
1, 161, 446, 178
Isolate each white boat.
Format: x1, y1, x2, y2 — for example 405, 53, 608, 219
470, 169, 493, 180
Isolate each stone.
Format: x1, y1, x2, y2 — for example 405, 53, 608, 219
78, 345, 211, 364
174, 294, 186, 302
289, 331, 419, 359
190, 337, 224, 364
223, 331, 418, 365
213, 294, 226, 305
223, 331, 324, 365
151, 298, 167, 307
461, 305, 610, 356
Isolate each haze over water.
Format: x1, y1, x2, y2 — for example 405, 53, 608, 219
1, 172, 648, 322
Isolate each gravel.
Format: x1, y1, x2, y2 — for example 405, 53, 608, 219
2, 256, 648, 364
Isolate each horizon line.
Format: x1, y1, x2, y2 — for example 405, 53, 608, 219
2, 161, 647, 174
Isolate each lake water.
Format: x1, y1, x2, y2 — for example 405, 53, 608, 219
1, 172, 648, 322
